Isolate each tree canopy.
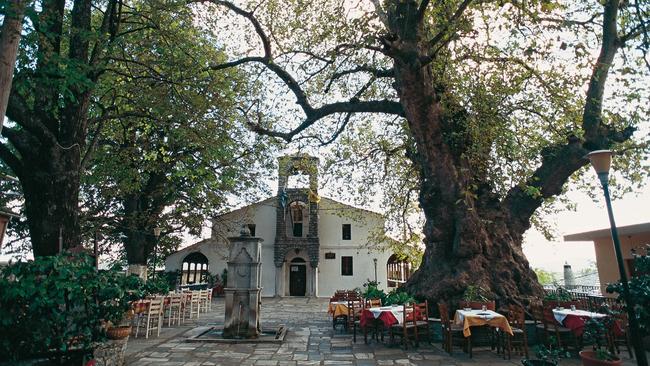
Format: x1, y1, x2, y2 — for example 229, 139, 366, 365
196, 0, 650, 304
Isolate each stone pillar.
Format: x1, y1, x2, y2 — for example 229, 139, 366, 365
274, 263, 284, 297
126, 264, 147, 280
563, 262, 575, 289
313, 264, 319, 298
223, 226, 263, 339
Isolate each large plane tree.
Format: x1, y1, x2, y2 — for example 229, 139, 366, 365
200, 0, 650, 304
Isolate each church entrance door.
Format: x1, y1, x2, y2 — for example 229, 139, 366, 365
289, 258, 306, 296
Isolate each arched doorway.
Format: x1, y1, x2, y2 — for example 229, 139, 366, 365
182, 252, 209, 284
289, 257, 307, 296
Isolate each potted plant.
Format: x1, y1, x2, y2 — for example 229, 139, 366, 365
579, 318, 622, 366
459, 285, 494, 310
523, 336, 571, 366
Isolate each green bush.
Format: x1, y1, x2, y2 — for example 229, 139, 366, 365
144, 275, 171, 295
361, 279, 387, 303
607, 244, 650, 337
384, 289, 415, 306
0, 252, 146, 362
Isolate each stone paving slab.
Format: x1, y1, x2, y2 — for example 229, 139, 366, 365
125, 297, 640, 366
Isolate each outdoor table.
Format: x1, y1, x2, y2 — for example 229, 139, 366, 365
360, 305, 406, 329
552, 308, 606, 336
327, 300, 363, 318
454, 309, 513, 337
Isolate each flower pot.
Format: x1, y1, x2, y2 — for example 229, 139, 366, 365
106, 325, 131, 340
579, 351, 622, 366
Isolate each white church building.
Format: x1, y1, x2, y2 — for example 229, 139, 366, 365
164, 155, 412, 297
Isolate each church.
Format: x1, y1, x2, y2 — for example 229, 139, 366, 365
164, 154, 412, 297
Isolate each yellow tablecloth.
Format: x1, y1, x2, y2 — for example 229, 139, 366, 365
454, 309, 513, 337
328, 302, 349, 317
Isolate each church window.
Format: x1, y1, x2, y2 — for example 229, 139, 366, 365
289, 202, 306, 238
342, 224, 351, 240
341, 256, 353, 276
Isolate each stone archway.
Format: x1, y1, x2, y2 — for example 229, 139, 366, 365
182, 252, 209, 284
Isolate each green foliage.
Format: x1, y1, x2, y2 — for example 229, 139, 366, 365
462, 285, 489, 302
531, 336, 570, 364
534, 268, 558, 285
607, 244, 650, 337
582, 317, 616, 357
384, 289, 416, 306
82, 0, 276, 262
0, 253, 145, 361
361, 279, 387, 303
143, 276, 171, 296
543, 286, 573, 302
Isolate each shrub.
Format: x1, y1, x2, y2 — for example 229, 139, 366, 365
384, 289, 415, 306
0, 252, 145, 362
607, 244, 650, 337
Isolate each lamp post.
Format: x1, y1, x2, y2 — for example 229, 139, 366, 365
151, 227, 162, 280
587, 150, 647, 366
373, 258, 378, 283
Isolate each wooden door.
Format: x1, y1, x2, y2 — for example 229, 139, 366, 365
289, 264, 306, 296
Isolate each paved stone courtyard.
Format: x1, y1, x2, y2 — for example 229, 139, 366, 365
125, 297, 640, 366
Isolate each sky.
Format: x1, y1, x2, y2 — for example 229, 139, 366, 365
522, 184, 650, 274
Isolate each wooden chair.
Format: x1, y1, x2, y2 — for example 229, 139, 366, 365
199, 290, 210, 313
413, 300, 430, 345
135, 297, 163, 338
390, 303, 416, 349
346, 298, 363, 343
504, 304, 529, 359
438, 302, 468, 356
166, 294, 183, 327
531, 302, 577, 351
608, 310, 633, 359
184, 291, 201, 320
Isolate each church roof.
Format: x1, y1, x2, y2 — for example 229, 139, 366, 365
212, 195, 383, 220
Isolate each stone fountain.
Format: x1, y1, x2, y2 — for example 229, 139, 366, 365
186, 226, 286, 343
223, 226, 262, 338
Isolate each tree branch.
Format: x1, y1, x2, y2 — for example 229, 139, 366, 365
421, 0, 473, 64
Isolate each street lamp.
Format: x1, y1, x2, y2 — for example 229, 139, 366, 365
373, 258, 378, 283
151, 227, 162, 280
587, 150, 648, 366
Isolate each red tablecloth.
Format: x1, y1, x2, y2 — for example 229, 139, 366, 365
360, 309, 399, 329
561, 314, 624, 337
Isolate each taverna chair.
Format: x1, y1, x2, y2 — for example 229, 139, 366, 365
438, 302, 468, 355
504, 304, 529, 359
166, 294, 183, 327
136, 297, 164, 338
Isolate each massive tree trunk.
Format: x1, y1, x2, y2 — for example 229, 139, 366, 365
121, 170, 168, 267
20, 145, 81, 256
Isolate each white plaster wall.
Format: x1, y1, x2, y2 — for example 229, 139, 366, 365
317, 198, 391, 297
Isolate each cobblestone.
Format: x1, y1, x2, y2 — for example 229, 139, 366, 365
125, 297, 639, 366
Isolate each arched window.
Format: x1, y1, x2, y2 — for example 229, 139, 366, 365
387, 254, 411, 288
182, 252, 209, 284
287, 201, 309, 238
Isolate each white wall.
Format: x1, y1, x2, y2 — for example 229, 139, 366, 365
317, 198, 391, 297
